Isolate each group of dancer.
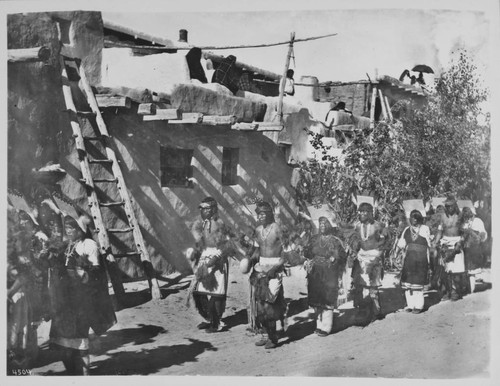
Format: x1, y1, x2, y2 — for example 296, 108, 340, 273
7, 191, 489, 373
186, 194, 489, 350
7, 193, 116, 374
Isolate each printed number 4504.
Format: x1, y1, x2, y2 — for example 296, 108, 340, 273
12, 369, 32, 375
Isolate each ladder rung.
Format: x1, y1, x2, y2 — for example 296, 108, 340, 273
93, 178, 118, 183
107, 227, 133, 233
77, 111, 96, 118
83, 136, 103, 141
79, 177, 118, 185
62, 55, 78, 62
99, 201, 124, 207
113, 252, 141, 258
88, 158, 113, 164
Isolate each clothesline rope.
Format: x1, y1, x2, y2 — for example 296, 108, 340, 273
105, 32, 338, 51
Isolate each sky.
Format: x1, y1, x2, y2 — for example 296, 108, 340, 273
102, 5, 494, 84
1, 0, 498, 84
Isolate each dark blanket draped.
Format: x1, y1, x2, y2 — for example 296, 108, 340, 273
307, 257, 342, 308
305, 234, 346, 309
186, 47, 208, 83
249, 271, 286, 324
49, 261, 116, 341
401, 230, 429, 286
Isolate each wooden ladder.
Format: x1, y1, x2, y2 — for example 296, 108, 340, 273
59, 55, 161, 300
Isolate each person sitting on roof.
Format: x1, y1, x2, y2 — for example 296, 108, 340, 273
399, 69, 410, 82
284, 69, 295, 96
324, 101, 352, 128
416, 72, 426, 85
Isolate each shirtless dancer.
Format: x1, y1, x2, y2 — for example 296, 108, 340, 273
248, 202, 287, 349
433, 196, 467, 301
351, 203, 390, 322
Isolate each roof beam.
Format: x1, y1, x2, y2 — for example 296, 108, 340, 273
8, 46, 51, 63
143, 108, 182, 121
96, 95, 132, 108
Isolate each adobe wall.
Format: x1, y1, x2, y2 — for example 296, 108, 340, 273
8, 13, 65, 190
58, 107, 299, 278
8, 11, 300, 280
7, 11, 103, 191
318, 83, 371, 116
53, 11, 104, 85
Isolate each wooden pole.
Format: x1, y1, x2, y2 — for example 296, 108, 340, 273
384, 95, 393, 122
378, 89, 388, 121
8, 46, 50, 63
370, 86, 377, 129
277, 32, 295, 124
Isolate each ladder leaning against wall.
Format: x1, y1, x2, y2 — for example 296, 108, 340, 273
59, 54, 162, 300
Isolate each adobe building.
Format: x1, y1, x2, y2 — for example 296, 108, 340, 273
7, 11, 426, 283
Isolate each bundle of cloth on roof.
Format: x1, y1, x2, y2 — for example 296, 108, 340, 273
186, 47, 208, 84
328, 110, 354, 126
211, 55, 240, 95
96, 86, 170, 104
170, 83, 267, 123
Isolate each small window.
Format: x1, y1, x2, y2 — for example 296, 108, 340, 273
56, 19, 72, 45
278, 143, 292, 164
221, 147, 239, 186
160, 147, 194, 187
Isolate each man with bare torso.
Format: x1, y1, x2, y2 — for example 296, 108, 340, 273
351, 202, 390, 322
434, 196, 467, 301
248, 201, 287, 349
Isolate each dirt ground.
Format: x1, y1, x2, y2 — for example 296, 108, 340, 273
27, 260, 492, 378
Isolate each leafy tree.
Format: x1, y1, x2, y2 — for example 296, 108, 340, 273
296, 50, 490, 225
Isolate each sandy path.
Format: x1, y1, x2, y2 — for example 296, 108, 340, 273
29, 261, 491, 378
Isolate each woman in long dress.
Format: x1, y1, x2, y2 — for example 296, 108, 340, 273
460, 206, 487, 294
304, 217, 346, 336
396, 210, 431, 314
49, 215, 116, 375
7, 208, 49, 370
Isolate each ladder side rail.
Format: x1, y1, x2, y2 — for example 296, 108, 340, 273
77, 61, 161, 299
78, 64, 151, 263
77, 66, 111, 137
59, 56, 111, 255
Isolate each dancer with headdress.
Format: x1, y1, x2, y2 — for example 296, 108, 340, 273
247, 201, 287, 349
351, 202, 390, 323
304, 216, 346, 336
433, 195, 467, 301
395, 210, 431, 314
186, 197, 234, 333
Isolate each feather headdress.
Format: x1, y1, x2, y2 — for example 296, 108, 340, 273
8, 189, 39, 225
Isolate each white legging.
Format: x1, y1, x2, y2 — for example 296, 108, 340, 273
313, 307, 334, 333
404, 289, 424, 310
469, 274, 476, 293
